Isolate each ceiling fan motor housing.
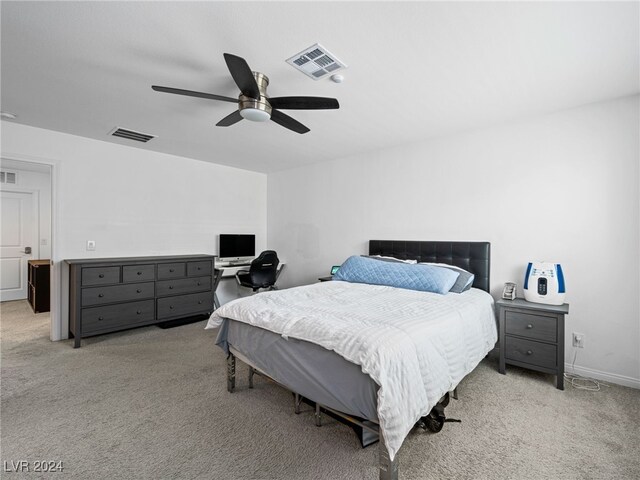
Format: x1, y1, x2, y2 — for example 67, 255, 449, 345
239, 72, 272, 121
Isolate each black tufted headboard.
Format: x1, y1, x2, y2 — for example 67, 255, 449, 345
369, 240, 491, 293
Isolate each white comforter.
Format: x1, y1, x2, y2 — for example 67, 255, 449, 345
206, 281, 497, 460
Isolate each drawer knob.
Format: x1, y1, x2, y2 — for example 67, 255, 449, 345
170, 306, 174, 309
137, 310, 141, 314
198, 300, 202, 304
526, 350, 533, 355
197, 267, 201, 270
137, 271, 142, 275
526, 324, 533, 329
98, 316, 104, 321
99, 274, 104, 278
98, 294, 104, 298
197, 282, 201, 286
169, 269, 174, 273
137, 289, 142, 293
169, 286, 174, 290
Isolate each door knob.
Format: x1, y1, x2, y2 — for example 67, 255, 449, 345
21, 246, 32, 254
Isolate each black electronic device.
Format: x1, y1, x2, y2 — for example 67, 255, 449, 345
219, 234, 256, 261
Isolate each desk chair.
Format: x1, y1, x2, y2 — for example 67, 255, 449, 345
236, 250, 283, 292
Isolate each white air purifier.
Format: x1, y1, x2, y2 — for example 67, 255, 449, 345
523, 262, 566, 306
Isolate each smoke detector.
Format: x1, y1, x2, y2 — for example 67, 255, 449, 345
286, 43, 347, 81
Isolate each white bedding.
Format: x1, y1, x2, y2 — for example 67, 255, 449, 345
206, 281, 497, 461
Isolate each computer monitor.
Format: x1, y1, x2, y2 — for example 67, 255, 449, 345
219, 234, 255, 262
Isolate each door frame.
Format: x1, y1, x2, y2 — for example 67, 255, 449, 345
1, 154, 60, 341
0, 188, 40, 300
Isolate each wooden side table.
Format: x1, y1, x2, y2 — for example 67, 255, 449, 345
497, 298, 569, 390
28, 259, 50, 313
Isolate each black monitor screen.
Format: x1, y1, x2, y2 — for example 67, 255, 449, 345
219, 234, 255, 259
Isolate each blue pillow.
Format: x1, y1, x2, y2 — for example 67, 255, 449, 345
333, 255, 459, 294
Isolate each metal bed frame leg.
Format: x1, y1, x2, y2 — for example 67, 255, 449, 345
226, 354, 236, 393
294, 393, 302, 414
452, 387, 458, 400
379, 436, 398, 480
314, 403, 322, 427
248, 367, 255, 389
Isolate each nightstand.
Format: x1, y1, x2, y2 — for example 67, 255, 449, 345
318, 276, 333, 282
497, 298, 569, 390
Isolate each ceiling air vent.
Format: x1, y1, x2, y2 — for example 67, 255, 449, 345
109, 127, 156, 143
286, 43, 347, 81
0, 171, 17, 184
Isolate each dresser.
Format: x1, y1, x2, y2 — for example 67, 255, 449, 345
28, 259, 50, 313
497, 298, 569, 390
66, 255, 215, 348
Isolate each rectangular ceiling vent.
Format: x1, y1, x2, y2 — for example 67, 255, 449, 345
286, 43, 347, 81
109, 127, 156, 143
0, 171, 17, 184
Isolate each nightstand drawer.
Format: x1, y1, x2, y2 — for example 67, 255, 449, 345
505, 311, 557, 342
505, 337, 557, 369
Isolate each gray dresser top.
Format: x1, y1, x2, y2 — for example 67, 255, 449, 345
65, 254, 215, 266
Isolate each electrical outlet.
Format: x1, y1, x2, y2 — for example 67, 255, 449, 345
572, 332, 585, 348
86, 240, 96, 251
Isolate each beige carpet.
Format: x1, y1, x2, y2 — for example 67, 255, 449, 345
1, 300, 639, 480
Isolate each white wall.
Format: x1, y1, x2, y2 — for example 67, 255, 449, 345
1, 122, 267, 340
268, 95, 640, 387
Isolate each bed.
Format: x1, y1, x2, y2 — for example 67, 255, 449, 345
206, 240, 497, 480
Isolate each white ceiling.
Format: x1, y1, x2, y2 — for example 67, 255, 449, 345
1, 1, 638, 173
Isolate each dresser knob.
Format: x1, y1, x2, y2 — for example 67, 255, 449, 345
197, 282, 201, 286
169, 286, 173, 290
98, 316, 104, 321
526, 350, 533, 355
197, 267, 201, 270
526, 324, 533, 329
99, 274, 104, 278
137, 271, 142, 275
169, 269, 174, 273
137, 289, 141, 293
198, 300, 202, 304
170, 306, 174, 309
98, 294, 104, 298
137, 310, 141, 314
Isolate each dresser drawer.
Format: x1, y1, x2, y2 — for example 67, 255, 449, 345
505, 337, 557, 369
187, 260, 212, 277
123, 264, 155, 283
505, 311, 557, 342
157, 292, 213, 320
157, 262, 186, 280
82, 267, 120, 286
82, 300, 155, 334
82, 282, 155, 307
156, 276, 212, 297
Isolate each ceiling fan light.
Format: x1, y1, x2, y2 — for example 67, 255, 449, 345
240, 108, 271, 122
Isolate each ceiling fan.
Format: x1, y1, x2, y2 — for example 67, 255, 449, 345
152, 53, 340, 134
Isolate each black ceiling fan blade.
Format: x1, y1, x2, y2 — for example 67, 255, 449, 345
270, 109, 310, 134
268, 97, 340, 110
152, 85, 237, 103
223, 53, 260, 100
216, 110, 243, 127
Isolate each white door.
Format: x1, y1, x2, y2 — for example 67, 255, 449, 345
0, 191, 35, 301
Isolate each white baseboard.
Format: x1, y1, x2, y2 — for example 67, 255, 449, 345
564, 362, 640, 389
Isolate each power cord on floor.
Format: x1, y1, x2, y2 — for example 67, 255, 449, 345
563, 348, 610, 391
